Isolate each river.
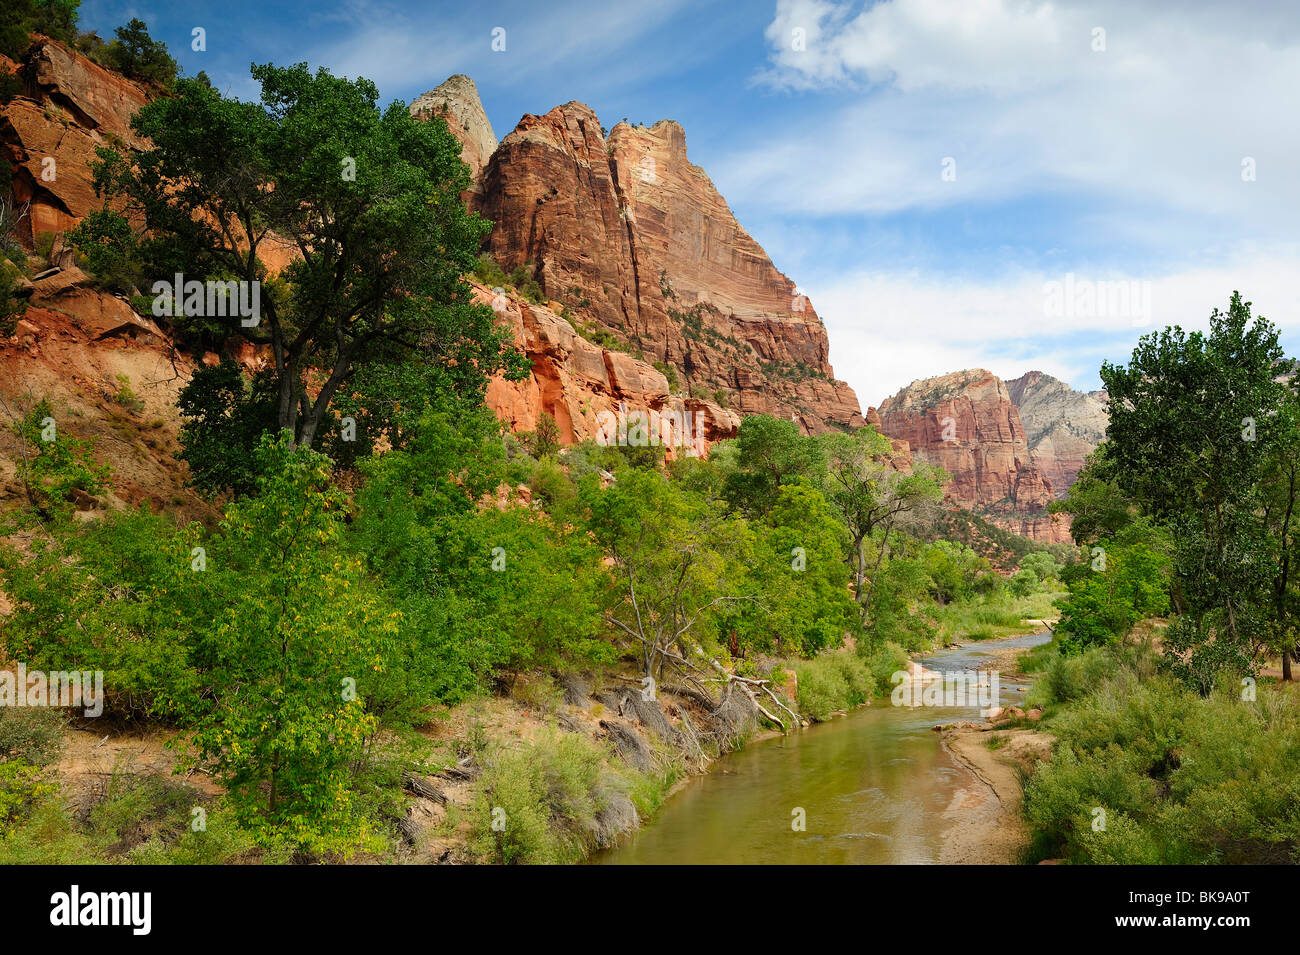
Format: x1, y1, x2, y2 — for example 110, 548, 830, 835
595, 631, 1050, 864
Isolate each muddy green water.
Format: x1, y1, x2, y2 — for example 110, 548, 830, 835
595, 632, 1049, 865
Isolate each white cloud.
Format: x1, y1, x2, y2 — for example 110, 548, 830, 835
814, 249, 1300, 406
303, 0, 692, 100
732, 0, 1300, 225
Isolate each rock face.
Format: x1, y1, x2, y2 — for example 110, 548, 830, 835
409, 74, 498, 194
467, 99, 862, 433
875, 369, 1070, 543
1, 38, 151, 241
1005, 371, 1108, 496
478, 281, 738, 458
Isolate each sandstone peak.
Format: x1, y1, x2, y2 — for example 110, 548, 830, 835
1005, 370, 1108, 496
410, 74, 498, 184
876, 369, 1069, 543
474, 96, 861, 433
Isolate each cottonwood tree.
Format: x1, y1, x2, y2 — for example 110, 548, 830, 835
819, 426, 945, 621
582, 469, 753, 683
90, 62, 523, 453
1101, 292, 1289, 689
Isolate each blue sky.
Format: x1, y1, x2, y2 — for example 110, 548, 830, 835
77, 0, 1300, 406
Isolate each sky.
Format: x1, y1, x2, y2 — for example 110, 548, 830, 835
77, 0, 1300, 406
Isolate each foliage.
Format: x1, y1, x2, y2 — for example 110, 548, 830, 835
0, 257, 28, 336
176, 359, 279, 497
469, 729, 615, 864
102, 18, 177, 87
1024, 650, 1300, 864
180, 434, 396, 852
11, 399, 110, 516
65, 208, 144, 293
0, 0, 80, 56
90, 61, 522, 449
722, 415, 824, 515
1055, 538, 1171, 654
1101, 293, 1290, 688
583, 467, 754, 678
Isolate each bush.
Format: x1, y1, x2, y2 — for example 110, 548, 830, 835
0, 257, 28, 336
1009, 568, 1039, 596
11, 399, 110, 514
0, 708, 64, 767
1026, 646, 1119, 707
1022, 645, 1300, 864
469, 730, 615, 864
792, 647, 899, 722
66, 209, 142, 293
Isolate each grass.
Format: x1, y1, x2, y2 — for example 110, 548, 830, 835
934, 590, 1064, 644
791, 642, 910, 722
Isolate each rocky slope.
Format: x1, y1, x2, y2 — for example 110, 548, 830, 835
1005, 371, 1107, 496
477, 281, 739, 456
875, 369, 1071, 543
415, 82, 864, 435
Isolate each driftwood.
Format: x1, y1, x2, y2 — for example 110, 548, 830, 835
402, 772, 447, 804
396, 815, 422, 846
437, 757, 479, 782
599, 719, 653, 772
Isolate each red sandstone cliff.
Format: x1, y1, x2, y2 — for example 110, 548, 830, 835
476, 281, 739, 457
426, 87, 863, 435
2, 37, 151, 241
875, 369, 1071, 543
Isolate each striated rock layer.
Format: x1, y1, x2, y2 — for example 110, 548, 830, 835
875, 369, 1071, 543
1, 38, 151, 241
1006, 371, 1107, 497
458, 96, 862, 434
477, 282, 739, 457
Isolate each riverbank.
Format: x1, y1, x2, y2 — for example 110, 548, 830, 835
935, 633, 1055, 864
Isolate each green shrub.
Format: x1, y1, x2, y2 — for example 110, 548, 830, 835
469, 730, 614, 864
66, 209, 143, 293
11, 399, 111, 514
1026, 646, 1119, 707
0, 257, 28, 336
0, 708, 64, 767
792, 647, 897, 722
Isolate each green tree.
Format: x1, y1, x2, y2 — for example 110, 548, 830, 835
729, 483, 856, 657
65, 209, 143, 293
186, 433, 397, 851
103, 18, 176, 87
819, 426, 945, 621
0, 0, 81, 56
90, 62, 523, 452
1055, 539, 1172, 654
583, 469, 753, 681
723, 415, 823, 515
1101, 292, 1287, 687
175, 359, 279, 497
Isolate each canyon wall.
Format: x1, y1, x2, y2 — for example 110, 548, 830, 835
1005, 370, 1108, 496
428, 87, 863, 435
875, 369, 1073, 543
